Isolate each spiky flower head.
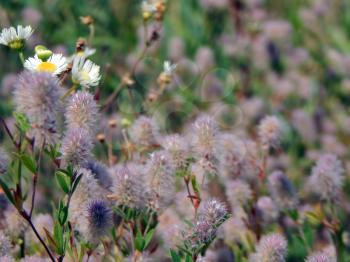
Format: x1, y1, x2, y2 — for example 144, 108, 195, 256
161, 134, 190, 171
0, 255, 13, 262
268, 170, 297, 210
65, 91, 99, 136
60, 128, 93, 166
257, 196, 279, 224
110, 164, 145, 209
144, 150, 175, 212
0, 25, 33, 49
78, 199, 113, 244
13, 71, 62, 146
226, 179, 252, 208
217, 133, 247, 179
129, 116, 159, 149
306, 250, 336, 262
72, 56, 101, 88
191, 114, 219, 159
70, 168, 109, 226
82, 159, 113, 190
258, 115, 283, 151
249, 233, 288, 262
184, 199, 229, 251
309, 153, 344, 201
0, 147, 9, 174
0, 231, 11, 257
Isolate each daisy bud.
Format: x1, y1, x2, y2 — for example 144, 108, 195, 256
60, 128, 93, 166
145, 151, 175, 212
268, 170, 297, 210
35, 45, 53, 61
13, 71, 62, 146
65, 91, 99, 136
129, 116, 159, 149
249, 233, 288, 262
309, 153, 344, 202
258, 115, 283, 150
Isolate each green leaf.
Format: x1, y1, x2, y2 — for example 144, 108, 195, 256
191, 175, 200, 194
20, 154, 37, 174
13, 111, 30, 132
55, 171, 70, 194
0, 178, 14, 204
134, 229, 144, 251
53, 221, 64, 255
144, 228, 155, 250
71, 173, 83, 194
58, 204, 68, 225
170, 249, 181, 262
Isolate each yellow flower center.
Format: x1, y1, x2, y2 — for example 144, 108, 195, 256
36, 62, 57, 73
9, 40, 24, 50
80, 70, 90, 81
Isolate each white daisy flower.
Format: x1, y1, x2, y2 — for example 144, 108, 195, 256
142, 1, 157, 13
163, 60, 177, 75
72, 56, 101, 88
0, 25, 33, 49
24, 54, 68, 76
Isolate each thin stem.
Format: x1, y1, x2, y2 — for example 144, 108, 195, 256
0, 116, 19, 148
29, 139, 45, 217
21, 210, 56, 261
19, 51, 25, 64
102, 82, 124, 112
61, 85, 77, 101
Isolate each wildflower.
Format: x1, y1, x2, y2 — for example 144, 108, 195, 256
158, 60, 177, 86
4, 207, 28, 238
184, 199, 229, 252
0, 255, 13, 262
306, 250, 336, 262
258, 115, 283, 150
309, 153, 344, 201
0, 148, 9, 174
78, 199, 113, 244
142, 1, 157, 20
82, 159, 113, 190
268, 170, 297, 210
191, 114, 219, 160
217, 133, 247, 179
161, 134, 190, 171
256, 196, 279, 224
226, 179, 252, 208
70, 168, 109, 227
144, 151, 175, 212
72, 56, 101, 88
110, 164, 145, 209
24, 54, 67, 76
60, 128, 93, 166
0, 231, 11, 257
13, 71, 62, 146
0, 25, 33, 49
249, 233, 288, 262
23, 256, 50, 262
65, 91, 99, 135
129, 116, 159, 149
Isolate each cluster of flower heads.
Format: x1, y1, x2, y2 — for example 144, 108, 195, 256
1, 0, 350, 260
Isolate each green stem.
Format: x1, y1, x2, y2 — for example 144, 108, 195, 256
61, 85, 77, 101
19, 51, 25, 64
